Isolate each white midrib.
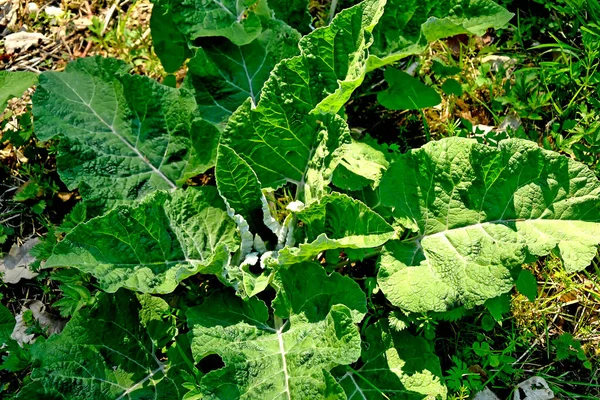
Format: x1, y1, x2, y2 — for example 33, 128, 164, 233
274, 317, 291, 400
115, 365, 164, 400
59, 77, 177, 189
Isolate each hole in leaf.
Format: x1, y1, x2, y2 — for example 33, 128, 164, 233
197, 353, 225, 374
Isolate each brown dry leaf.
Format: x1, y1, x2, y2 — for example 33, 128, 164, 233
0, 237, 40, 284
3, 31, 49, 54
10, 300, 66, 346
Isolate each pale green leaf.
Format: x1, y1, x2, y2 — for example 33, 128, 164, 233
332, 140, 390, 191
222, 0, 387, 200
187, 290, 361, 399
277, 192, 395, 265
0, 71, 37, 111
334, 319, 447, 399
377, 68, 441, 110
378, 137, 600, 312
18, 291, 184, 399
33, 57, 218, 212
368, 0, 513, 70
184, 19, 301, 127
44, 187, 239, 294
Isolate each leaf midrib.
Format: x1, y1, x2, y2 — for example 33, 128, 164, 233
56, 74, 177, 189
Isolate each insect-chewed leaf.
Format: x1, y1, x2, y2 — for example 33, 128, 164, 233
16, 291, 185, 400
32, 56, 218, 212
368, 0, 513, 70
187, 287, 362, 399
378, 137, 600, 312
44, 187, 239, 294
333, 319, 447, 399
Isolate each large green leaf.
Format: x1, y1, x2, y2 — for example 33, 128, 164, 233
44, 187, 239, 294
378, 138, 600, 312
33, 57, 218, 212
222, 0, 387, 200
170, 0, 271, 46
334, 319, 447, 399
0, 71, 37, 110
187, 266, 367, 399
276, 193, 396, 265
368, 0, 513, 70
184, 19, 301, 128
18, 291, 184, 399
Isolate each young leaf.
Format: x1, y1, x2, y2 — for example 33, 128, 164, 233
222, 0, 387, 199
0, 71, 37, 110
187, 289, 362, 399
17, 291, 184, 399
516, 269, 538, 301
332, 140, 390, 191
368, 0, 514, 70
441, 78, 463, 96
377, 68, 441, 110
378, 138, 600, 312
184, 19, 301, 127
334, 319, 447, 399
33, 57, 218, 212
277, 193, 395, 265
44, 187, 239, 294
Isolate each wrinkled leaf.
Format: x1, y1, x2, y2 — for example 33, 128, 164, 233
33, 56, 218, 212
188, 289, 362, 399
378, 138, 600, 312
44, 187, 239, 294
223, 0, 386, 201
